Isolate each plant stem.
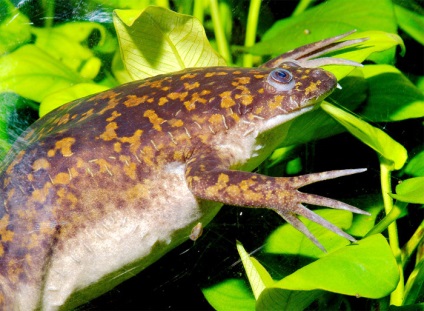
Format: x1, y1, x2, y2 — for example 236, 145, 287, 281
365, 201, 406, 237
209, 0, 231, 64
380, 159, 404, 306
292, 0, 314, 16
243, 0, 261, 67
41, 0, 55, 28
193, 0, 204, 24
156, 0, 170, 9
401, 219, 424, 268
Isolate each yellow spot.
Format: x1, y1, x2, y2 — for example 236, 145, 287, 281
173, 150, 184, 161
254, 74, 265, 79
48, 137, 76, 157
205, 72, 216, 78
32, 158, 50, 171
305, 81, 320, 95
239, 177, 257, 191
167, 92, 188, 101
235, 94, 253, 106
181, 73, 197, 80
200, 89, 211, 96
208, 114, 223, 125
168, 119, 184, 127
124, 95, 148, 107
0, 216, 14, 243
79, 108, 95, 122
232, 77, 251, 86
184, 82, 200, 90
53, 172, 70, 185
190, 92, 208, 105
254, 106, 263, 114
144, 110, 164, 131
158, 97, 169, 106
56, 113, 70, 126
184, 101, 196, 111
114, 142, 122, 153
269, 95, 285, 110
226, 185, 241, 196
31, 183, 52, 204
99, 122, 118, 141
220, 91, 236, 108
230, 113, 240, 122
106, 111, 122, 122
233, 70, 242, 74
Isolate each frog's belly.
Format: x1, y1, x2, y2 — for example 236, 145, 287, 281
20, 162, 218, 310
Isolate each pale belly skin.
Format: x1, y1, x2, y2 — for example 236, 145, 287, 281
0, 31, 368, 310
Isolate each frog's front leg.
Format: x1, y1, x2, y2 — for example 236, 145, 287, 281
185, 150, 368, 251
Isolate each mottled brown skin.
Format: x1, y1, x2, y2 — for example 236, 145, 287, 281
0, 31, 368, 310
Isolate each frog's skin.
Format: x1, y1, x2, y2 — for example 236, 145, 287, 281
0, 31, 368, 310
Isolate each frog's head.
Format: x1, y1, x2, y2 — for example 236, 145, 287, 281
235, 62, 337, 133
264, 61, 337, 113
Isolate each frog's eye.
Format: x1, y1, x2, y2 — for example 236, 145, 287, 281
266, 68, 295, 92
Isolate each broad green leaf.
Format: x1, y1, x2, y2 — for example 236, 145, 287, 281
40, 83, 109, 117
0, 0, 31, 55
236, 241, 273, 299
394, 4, 424, 45
276, 234, 399, 298
390, 177, 424, 204
405, 150, 424, 177
361, 65, 424, 121
113, 6, 226, 80
264, 209, 353, 258
32, 22, 114, 76
257, 288, 323, 311
249, 0, 397, 63
321, 102, 408, 170
202, 279, 256, 311
0, 45, 86, 102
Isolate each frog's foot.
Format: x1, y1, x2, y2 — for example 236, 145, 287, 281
274, 168, 369, 251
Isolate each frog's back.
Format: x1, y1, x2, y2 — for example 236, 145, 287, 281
0, 66, 279, 309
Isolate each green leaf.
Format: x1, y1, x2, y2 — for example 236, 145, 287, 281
249, 0, 397, 59
0, 44, 86, 102
257, 288, 323, 311
275, 234, 399, 298
0, 0, 32, 55
236, 241, 273, 299
32, 22, 114, 77
264, 209, 354, 258
202, 279, 256, 311
361, 65, 424, 121
390, 177, 424, 204
394, 4, 424, 45
40, 83, 110, 117
405, 150, 424, 177
113, 6, 226, 81
321, 102, 408, 170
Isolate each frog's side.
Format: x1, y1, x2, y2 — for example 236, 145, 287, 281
0, 31, 368, 310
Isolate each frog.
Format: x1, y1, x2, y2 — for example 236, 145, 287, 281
0, 30, 369, 310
